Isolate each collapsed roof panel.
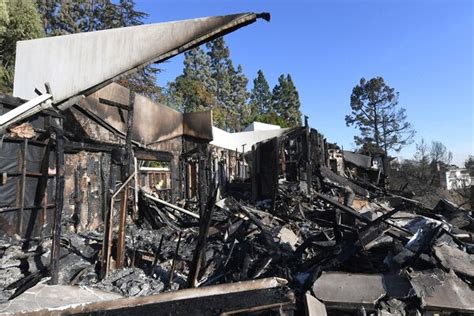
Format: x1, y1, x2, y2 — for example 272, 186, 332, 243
343, 150, 373, 169
13, 12, 269, 103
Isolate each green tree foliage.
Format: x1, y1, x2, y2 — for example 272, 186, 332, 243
168, 37, 251, 131
167, 37, 303, 131
346, 77, 415, 156
271, 74, 302, 127
166, 46, 217, 112
35, 0, 162, 101
0, 0, 43, 92
206, 37, 234, 130
246, 69, 272, 126
228, 62, 248, 131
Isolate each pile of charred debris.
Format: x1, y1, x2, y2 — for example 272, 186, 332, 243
0, 11, 473, 315
1, 165, 473, 315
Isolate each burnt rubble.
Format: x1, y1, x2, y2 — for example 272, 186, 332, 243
1, 168, 473, 315
0, 13, 472, 314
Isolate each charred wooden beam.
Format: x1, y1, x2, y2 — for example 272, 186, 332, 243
64, 140, 116, 153
142, 192, 199, 219
0, 204, 55, 214
304, 116, 312, 196
169, 231, 182, 285
16, 139, 27, 235
134, 147, 173, 162
188, 187, 217, 288
116, 188, 128, 268
99, 98, 129, 111
101, 161, 117, 278
314, 192, 370, 224
28, 277, 293, 315
114, 92, 135, 269
123, 92, 135, 178
50, 126, 65, 285
197, 143, 208, 217
73, 104, 125, 139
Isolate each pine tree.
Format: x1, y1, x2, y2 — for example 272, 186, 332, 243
247, 70, 272, 126
346, 77, 415, 155
271, 74, 302, 127
0, 0, 43, 92
285, 74, 302, 127
206, 37, 233, 130
35, 0, 161, 101
228, 63, 249, 131
166, 46, 217, 113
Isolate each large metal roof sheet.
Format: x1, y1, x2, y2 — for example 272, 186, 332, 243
13, 12, 269, 103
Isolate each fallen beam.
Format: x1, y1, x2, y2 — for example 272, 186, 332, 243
50, 127, 65, 285
314, 192, 370, 224
24, 277, 293, 315
142, 192, 199, 219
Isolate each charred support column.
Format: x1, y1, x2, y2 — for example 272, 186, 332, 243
198, 143, 208, 218
123, 91, 135, 179
50, 125, 65, 285
188, 187, 216, 288
101, 160, 117, 278
17, 139, 27, 235
117, 91, 135, 268
304, 116, 312, 196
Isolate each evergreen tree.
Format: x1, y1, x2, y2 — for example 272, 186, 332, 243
206, 37, 233, 130
35, 0, 161, 101
247, 69, 272, 125
285, 75, 302, 127
166, 46, 217, 113
0, 0, 43, 92
228, 63, 248, 131
271, 74, 302, 127
346, 77, 415, 156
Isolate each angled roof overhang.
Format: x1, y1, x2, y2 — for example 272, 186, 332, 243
13, 12, 269, 104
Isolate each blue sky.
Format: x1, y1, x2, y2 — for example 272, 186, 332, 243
136, 0, 473, 166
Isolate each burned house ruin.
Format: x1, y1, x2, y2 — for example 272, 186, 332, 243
0, 11, 473, 316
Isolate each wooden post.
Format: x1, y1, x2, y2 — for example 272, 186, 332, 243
37, 141, 51, 238
17, 139, 28, 236
251, 145, 258, 201
50, 126, 65, 285
188, 188, 216, 288
116, 91, 135, 269
116, 188, 128, 268
169, 231, 182, 285
133, 157, 138, 219
124, 91, 135, 178
198, 144, 208, 218
101, 161, 116, 278
304, 116, 312, 196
